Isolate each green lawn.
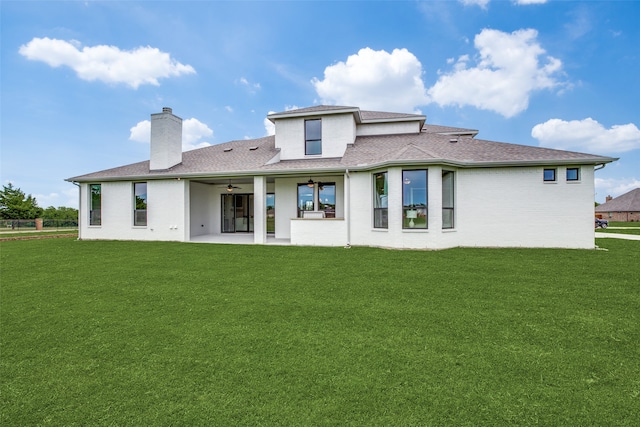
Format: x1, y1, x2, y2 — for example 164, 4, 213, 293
2, 238, 639, 425
596, 221, 640, 235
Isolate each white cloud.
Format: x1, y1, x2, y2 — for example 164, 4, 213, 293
35, 187, 79, 209
237, 77, 261, 93
129, 118, 213, 151
514, 0, 547, 4
531, 118, 640, 153
182, 118, 213, 150
312, 48, 429, 113
19, 37, 195, 88
595, 177, 640, 203
129, 120, 151, 143
459, 0, 490, 8
264, 113, 275, 136
428, 28, 563, 117
264, 105, 299, 136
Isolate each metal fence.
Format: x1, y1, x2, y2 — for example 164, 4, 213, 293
0, 219, 78, 231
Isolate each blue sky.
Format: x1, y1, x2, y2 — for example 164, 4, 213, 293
2, 0, 639, 208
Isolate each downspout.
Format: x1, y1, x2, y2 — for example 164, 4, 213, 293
345, 168, 351, 248
594, 163, 606, 171
72, 182, 81, 240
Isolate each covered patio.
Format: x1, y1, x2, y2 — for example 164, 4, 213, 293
190, 233, 291, 245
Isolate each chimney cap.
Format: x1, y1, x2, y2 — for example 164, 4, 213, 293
162, 107, 173, 113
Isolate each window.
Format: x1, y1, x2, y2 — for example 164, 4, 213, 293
266, 193, 275, 233
133, 182, 147, 226
89, 184, 101, 226
297, 181, 336, 218
305, 119, 322, 155
543, 168, 556, 182
402, 170, 428, 229
566, 167, 580, 181
297, 183, 314, 218
373, 172, 388, 228
442, 171, 455, 229
318, 182, 336, 218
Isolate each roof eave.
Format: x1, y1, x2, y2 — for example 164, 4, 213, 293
267, 107, 361, 123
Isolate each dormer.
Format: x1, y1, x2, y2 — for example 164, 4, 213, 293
268, 106, 358, 160
267, 106, 426, 161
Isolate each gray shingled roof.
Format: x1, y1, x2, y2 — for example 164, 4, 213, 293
67, 126, 616, 182
595, 188, 640, 212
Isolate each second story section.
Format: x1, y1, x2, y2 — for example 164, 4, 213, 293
267, 106, 426, 161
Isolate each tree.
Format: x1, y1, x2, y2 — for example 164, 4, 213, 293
0, 183, 43, 219
42, 206, 78, 221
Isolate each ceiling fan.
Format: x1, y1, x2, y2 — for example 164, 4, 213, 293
218, 183, 242, 192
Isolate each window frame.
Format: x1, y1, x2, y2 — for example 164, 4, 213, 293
133, 182, 147, 227
566, 167, 580, 182
89, 183, 101, 226
297, 183, 315, 218
543, 168, 557, 182
442, 170, 455, 229
373, 172, 388, 229
318, 182, 336, 218
402, 169, 428, 229
296, 181, 337, 218
305, 119, 322, 156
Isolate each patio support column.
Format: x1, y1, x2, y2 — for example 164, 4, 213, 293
253, 175, 267, 244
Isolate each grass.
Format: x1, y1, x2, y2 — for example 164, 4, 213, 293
2, 238, 639, 425
596, 221, 640, 235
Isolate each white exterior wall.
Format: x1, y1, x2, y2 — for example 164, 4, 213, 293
346, 165, 595, 250
79, 180, 188, 241
291, 219, 347, 246
78, 166, 595, 249
190, 182, 215, 237
455, 166, 595, 248
349, 167, 445, 250
274, 176, 344, 240
356, 121, 421, 136
274, 114, 355, 160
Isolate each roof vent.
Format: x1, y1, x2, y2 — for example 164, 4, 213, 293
223, 147, 233, 152
449, 138, 458, 143
249, 146, 258, 151
162, 107, 172, 113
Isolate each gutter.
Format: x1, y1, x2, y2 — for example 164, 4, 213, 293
66, 155, 619, 184
345, 168, 351, 248
71, 181, 81, 240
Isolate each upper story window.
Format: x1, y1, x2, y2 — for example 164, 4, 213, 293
543, 168, 556, 182
89, 184, 101, 226
566, 167, 580, 181
305, 119, 322, 155
133, 182, 147, 226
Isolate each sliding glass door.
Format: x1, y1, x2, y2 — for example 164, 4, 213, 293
221, 194, 253, 233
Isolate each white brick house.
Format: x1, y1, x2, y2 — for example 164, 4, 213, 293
67, 106, 616, 249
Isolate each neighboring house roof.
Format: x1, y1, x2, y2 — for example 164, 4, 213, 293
595, 188, 640, 212
67, 108, 617, 183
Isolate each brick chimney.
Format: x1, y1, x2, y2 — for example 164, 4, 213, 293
150, 107, 182, 170
605, 195, 613, 202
